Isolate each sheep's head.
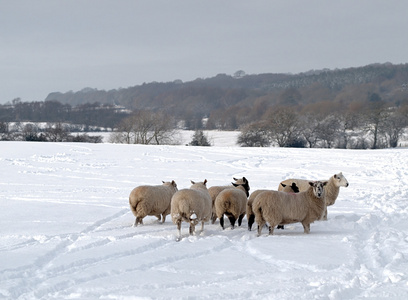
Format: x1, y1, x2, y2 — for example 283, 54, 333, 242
333, 172, 349, 188
280, 182, 299, 193
233, 177, 250, 192
190, 179, 208, 190
163, 180, 178, 191
232, 182, 250, 197
290, 182, 299, 193
309, 181, 327, 198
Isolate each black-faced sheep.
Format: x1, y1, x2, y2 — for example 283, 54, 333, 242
214, 182, 249, 229
170, 180, 212, 240
208, 177, 250, 223
129, 180, 178, 226
253, 181, 327, 236
246, 182, 299, 231
280, 182, 300, 193
278, 172, 349, 220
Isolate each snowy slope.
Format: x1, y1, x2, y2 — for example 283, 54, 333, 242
1, 140, 408, 299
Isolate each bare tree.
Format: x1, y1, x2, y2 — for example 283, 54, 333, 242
382, 107, 408, 147
237, 121, 270, 147
298, 113, 323, 148
364, 94, 389, 149
45, 123, 69, 142
265, 107, 300, 147
316, 114, 341, 148
22, 123, 41, 141
0, 122, 10, 140
335, 112, 361, 149
150, 112, 179, 145
111, 110, 179, 145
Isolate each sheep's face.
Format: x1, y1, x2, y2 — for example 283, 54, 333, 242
334, 172, 349, 188
309, 181, 327, 198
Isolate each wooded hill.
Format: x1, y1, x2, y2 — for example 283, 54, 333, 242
44, 63, 408, 129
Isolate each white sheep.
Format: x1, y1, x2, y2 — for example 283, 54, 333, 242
171, 179, 212, 240
246, 182, 299, 231
278, 172, 349, 220
129, 180, 178, 226
214, 183, 249, 229
253, 181, 328, 236
208, 177, 250, 223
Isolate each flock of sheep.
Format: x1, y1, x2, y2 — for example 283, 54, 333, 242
129, 173, 349, 241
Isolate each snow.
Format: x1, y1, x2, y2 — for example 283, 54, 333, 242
1, 137, 408, 299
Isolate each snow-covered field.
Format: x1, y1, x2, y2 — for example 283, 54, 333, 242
1, 138, 408, 299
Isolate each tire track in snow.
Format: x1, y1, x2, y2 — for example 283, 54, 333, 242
13, 236, 233, 299
2, 208, 130, 299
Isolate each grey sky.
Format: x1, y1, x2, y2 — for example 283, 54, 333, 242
1, 0, 407, 103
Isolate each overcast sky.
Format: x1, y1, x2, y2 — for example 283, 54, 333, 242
1, 0, 407, 103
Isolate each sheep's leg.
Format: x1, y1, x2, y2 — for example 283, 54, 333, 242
211, 213, 217, 224
200, 221, 205, 233
161, 214, 166, 224
135, 216, 143, 227
176, 219, 182, 240
248, 214, 255, 231
227, 215, 236, 229
268, 225, 274, 235
156, 215, 161, 222
302, 222, 310, 234
220, 214, 225, 229
238, 214, 245, 227
322, 207, 328, 220
189, 222, 196, 235
257, 221, 265, 236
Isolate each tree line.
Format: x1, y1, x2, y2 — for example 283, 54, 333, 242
41, 63, 408, 131
236, 103, 408, 149
2, 63, 408, 148
0, 121, 102, 143
0, 99, 127, 130
1, 100, 407, 148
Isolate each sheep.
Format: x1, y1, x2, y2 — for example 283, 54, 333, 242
253, 181, 328, 236
246, 182, 299, 231
171, 179, 212, 240
214, 182, 249, 229
280, 182, 300, 193
129, 180, 178, 226
278, 172, 349, 220
208, 177, 250, 223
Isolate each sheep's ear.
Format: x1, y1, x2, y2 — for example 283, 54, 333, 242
162, 181, 165, 184
191, 180, 195, 184
203, 179, 207, 185
334, 174, 338, 179
281, 183, 287, 187
232, 182, 238, 187
233, 177, 238, 181
309, 181, 314, 187
243, 177, 247, 183
322, 181, 328, 186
